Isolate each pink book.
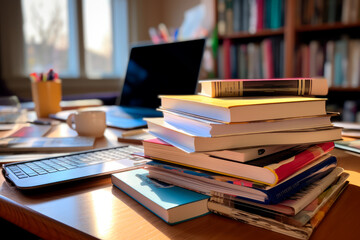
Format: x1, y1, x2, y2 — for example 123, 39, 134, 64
223, 39, 232, 79
256, 0, 264, 31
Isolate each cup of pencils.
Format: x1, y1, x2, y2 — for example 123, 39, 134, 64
30, 69, 62, 118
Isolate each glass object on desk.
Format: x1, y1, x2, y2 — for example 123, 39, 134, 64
0, 96, 22, 123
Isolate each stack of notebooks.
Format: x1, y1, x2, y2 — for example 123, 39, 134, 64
111, 78, 348, 239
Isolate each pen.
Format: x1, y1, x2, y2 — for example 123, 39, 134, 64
47, 69, 54, 81
149, 27, 161, 44
159, 23, 170, 42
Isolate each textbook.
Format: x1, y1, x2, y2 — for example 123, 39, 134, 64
145, 118, 342, 152
159, 95, 327, 122
162, 109, 334, 137
207, 178, 348, 240
111, 169, 210, 225
143, 138, 334, 185
146, 154, 338, 204
143, 138, 296, 163
199, 78, 328, 98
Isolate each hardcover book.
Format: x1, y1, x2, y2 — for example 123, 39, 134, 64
145, 118, 342, 152
143, 138, 335, 185
199, 78, 328, 98
111, 169, 210, 225
146, 154, 338, 204
159, 95, 327, 123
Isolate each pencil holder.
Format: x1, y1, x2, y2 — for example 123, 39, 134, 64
31, 80, 62, 118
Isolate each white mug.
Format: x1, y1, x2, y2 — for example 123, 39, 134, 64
66, 110, 106, 138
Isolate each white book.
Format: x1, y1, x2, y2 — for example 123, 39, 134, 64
143, 138, 296, 163
145, 118, 342, 153
161, 109, 334, 137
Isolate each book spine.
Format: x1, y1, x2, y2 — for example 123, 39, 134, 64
256, 0, 264, 31
201, 78, 327, 97
223, 39, 232, 79
217, 0, 226, 36
208, 200, 311, 240
211, 169, 347, 227
269, 142, 335, 184
210, 195, 302, 225
265, 155, 337, 204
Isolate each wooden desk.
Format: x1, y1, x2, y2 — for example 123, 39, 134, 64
0, 124, 360, 239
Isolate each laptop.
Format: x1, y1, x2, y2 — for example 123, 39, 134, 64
2, 145, 148, 190
50, 39, 206, 129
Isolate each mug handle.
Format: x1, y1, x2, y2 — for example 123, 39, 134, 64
66, 113, 76, 130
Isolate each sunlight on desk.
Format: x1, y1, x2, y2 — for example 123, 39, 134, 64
90, 190, 114, 238
344, 170, 360, 187
92, 187, 171, 240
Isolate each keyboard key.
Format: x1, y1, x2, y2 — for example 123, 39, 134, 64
5, 146, 148, 182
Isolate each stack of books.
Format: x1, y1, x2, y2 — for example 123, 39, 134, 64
113, 78, 349, 239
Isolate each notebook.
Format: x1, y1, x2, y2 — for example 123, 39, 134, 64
50, 39, 206, 129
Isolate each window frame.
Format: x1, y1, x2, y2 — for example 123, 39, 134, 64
0, 0, 129, 99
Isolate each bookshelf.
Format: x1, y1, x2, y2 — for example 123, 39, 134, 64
215, 0, 360, 122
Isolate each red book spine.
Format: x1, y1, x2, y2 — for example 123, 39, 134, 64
223, 39, 232, 79
256, 0, 264, 31
270, 142, 335, 184
265, 39, 275, 78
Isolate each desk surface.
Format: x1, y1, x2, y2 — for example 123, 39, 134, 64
0, 124, 360, 240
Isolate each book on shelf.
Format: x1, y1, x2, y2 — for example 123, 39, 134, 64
146, 154, 338, 204
199, 78, 328, 98
207, 177, 348, 240
334, 37, 348, 87
143, 138, 296, 163
159, 95, 327, 123
217, 0, 284, 35
143, 138, 335, 186
217, 0, 226, 35
161, 108, 335, 137
300, 0, 360, 25
0, 136, 95, 152
111, 168, 210, 225
223, 38, 283, 80
261, 39, 274, 79
225, 0, 234, 35
145, 118, 342, 152
223, 39, 232, 79
210, 168, 348, 223
298, 38, 360, 88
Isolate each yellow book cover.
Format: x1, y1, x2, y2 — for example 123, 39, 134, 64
160, 95, 326, 109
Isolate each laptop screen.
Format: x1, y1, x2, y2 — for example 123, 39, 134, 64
118, 39, 206, 109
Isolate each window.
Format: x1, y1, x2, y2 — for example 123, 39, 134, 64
21, 0, 128, 79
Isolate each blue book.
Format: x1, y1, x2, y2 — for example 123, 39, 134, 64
111, 169, 210, 225
146, 154, 337, 205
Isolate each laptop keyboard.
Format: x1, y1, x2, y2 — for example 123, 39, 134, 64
5, 146, 145, 179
